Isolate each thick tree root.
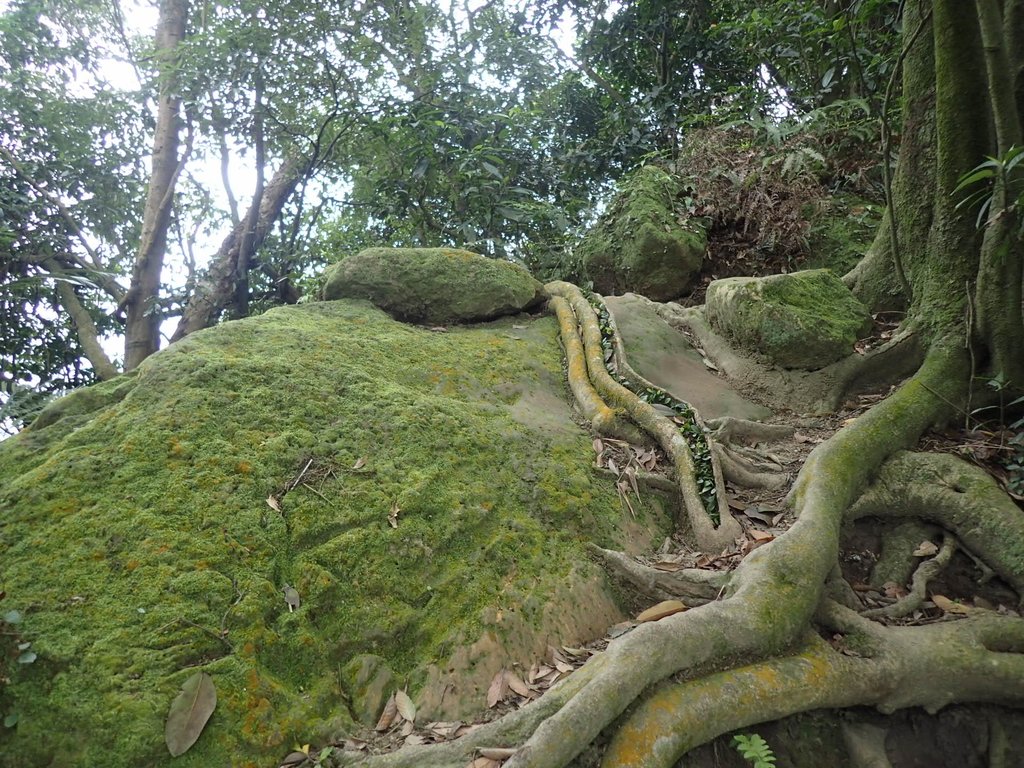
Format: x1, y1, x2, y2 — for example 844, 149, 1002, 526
341, 343, 973, 768
713, 443, 789, 490
861, 532, 955, 619
705, 416, 795, 444
601, 604, 1024, 768
588, 544, 727, 605
549, 295, 647, 445
546, 281, 740, 552
848, 450, 1024, 598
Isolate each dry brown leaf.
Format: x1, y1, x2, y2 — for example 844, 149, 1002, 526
388, 501, 401, 529
748, 529, 775, 543
932, 594, 970, 614
479, 747, 518, 760
427, 721, 463, 740
266, 495, 282, 512
352, 456, 367, 470
554, 660, 574, 674
404, 733, 426, 746
375, 693, 398, 731
607, 457, 619, 475
636, 600, 687, 622
913, 540, 939, 557
466, 759, 501, 768
883, 582, 908, 599
793, 432, 814, 444
486, 670, 508, 708
399, 720, 414, 737
342, 738, 369, 751
279, 751, 309, 767
395, 689, 416, 723
504, 671, 531, 698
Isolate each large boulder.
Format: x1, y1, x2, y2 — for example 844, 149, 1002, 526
321, 247, 545, 324
705, 269, 873, 370
577, 165, 705, 301
0, 299, 668, 767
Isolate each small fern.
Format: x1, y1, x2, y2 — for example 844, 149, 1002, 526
732, 733, 777, 767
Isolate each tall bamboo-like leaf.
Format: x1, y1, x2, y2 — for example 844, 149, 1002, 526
165, 672, 217, 757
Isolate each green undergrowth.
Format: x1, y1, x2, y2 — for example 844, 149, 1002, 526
0, 299, 644, 767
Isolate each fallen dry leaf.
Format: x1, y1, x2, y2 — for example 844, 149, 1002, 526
466, 759, 501, 768
486, 671, 508, 708
388, 501, 401, 529
636, 600, 686, 622
352, 456, 366, 470
395, 689, 416, 723
932, 594, 971, 614
913, 540, 939, 557
748, 530, 775, 543
375, 693, 398, 731
283, 585, 300, 612
266, 495, 282, 512
164, 671, 217, 757
883, 582, 908, 599
504, 671, 531, 698
479, 747, 518, 760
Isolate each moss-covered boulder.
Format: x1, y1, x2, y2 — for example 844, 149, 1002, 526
321, 247, 545, 324
704, 269, 873, 370
577, 165, 705, 301
0, 300, 666, 767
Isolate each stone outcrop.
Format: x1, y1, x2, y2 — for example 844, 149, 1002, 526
321, 247, 545, 324
577, 165, 705, 301
705, 269, 873, 370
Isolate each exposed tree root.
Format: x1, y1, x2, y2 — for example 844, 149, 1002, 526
587, 544, 727, 606
869, 519, 935, 589
601, 604, 1024, 768
338, 339, 972, 768
547, 281, 740, 552
549, 295, 647, 445
848, 450, 1024, 598
705, 416, 794, 444
861, 532, 956, 619
713, 443, 789, 490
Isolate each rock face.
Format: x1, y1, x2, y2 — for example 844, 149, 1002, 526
0, 299, 665, 767
321, 247, 545, 324
577, 165, 705, 301
705, 269, 873, 370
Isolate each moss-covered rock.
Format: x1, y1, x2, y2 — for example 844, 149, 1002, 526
321, 247, 545, 324
0, 300, 665, 767
577, 165, 705, 301
705, 269, 873, 370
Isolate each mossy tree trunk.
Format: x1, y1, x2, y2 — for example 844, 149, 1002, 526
342, 4, 1024, 766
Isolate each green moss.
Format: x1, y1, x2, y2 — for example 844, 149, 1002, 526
706, 270, 873, 370
320, 247, 544, 324
578, 165, 706, 301
0, 300, 640, 767
804, 196, 883, 276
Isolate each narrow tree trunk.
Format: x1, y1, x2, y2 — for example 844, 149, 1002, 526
45, 260, 119, 381
170, 153, 307, 342
123, 0, 188, 370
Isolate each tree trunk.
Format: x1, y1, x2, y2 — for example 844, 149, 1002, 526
123, 0, 188, 371
170, 153, 307, 342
